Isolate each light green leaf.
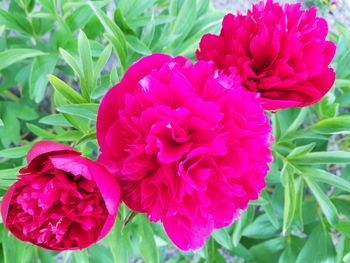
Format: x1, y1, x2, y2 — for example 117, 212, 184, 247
107, 221, 129, 263
283, 171, 296, 234
29, 54, 58, 102
72, 250, 89, 263
95, 44, 112, 77
27, 123, 55, 138
289, 151, 350, 164
39, 114, 73, 127
0, 49, 46, 71
283, 108, 308, 136
138, 215, 159, 263
47, 74, 86, 104
0, 144, 31, 159
312, 116, 350, 134
110, 65, 120, 85
287, 142, 316, 159
78, 30, 94, 99
243, 214, 279, 239
59, 48, 83, 78
89, 2, 127, 70
301, 167, 350, 193
125, 35, 151, 55
57, 103, 98, 120
335, 221, 350, 235
212, 228, 233, 251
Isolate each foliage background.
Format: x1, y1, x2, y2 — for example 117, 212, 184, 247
1, 0, 350, 262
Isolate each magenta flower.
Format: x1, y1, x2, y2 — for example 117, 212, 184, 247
1, 141, 120, 250
196, 0, 336, 110
96, 54, 272, 250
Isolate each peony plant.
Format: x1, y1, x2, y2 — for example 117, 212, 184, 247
0, 0, 349, 262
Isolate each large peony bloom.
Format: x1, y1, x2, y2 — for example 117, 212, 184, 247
196, 0, 336, 110
96, 54, 272, 250
1, 141, 120, 250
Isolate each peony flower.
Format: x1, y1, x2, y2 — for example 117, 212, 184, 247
196, 0, 336, 110
1, 141, 120, 250
96, 54, 272, 250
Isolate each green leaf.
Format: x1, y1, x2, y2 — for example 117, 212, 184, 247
72, 250, 90, 263
232, 206, 254, 246
250, 237, 285, 263
38, 249, 58, 263
47, 74, 86, 104
282, 108, 308, 137
54, 130, 84, 141
243, 214, 279, 239
1, 225, 31, 263
289, 151, 350, 164
39, 114, 73, 127
0, 49, 46, 71
78, 30, 94, 99
57, 103, 98, 120
0, 118, 3, 126
335, 221, 350, 235
318, 93, 338, 119
0, 166, 21, 180
311, 116, 350, 134
88, 244, 114, 263
171, 0, 196, 41
59, 48, 83, 78
0, 9, 32, 35
95, 44, 112, 77
301, 167, 350, 193
304, 176, 339, 226
212, 228, 233, 251
29, 54, 58, 102
295, 225, 336, 263
261, 190, 280, 229
138, 215, 159, 263
27, 123, 55, 138
89, 2, 127, 70
107, 220, 129, 263
287, 142, 316, 159
105, 33, 127, 72
282, 171, 296, 234
128, 15, 175, 28
110, 65, 120, 85
0, 144, 31, 159
125, 35, 151, 55
295, 177, 304, 230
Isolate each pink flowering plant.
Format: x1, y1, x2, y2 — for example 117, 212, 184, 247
0, 0, 350, 262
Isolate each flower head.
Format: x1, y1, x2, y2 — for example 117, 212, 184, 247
1, 141, 120, 250
196, 0, 336, 110
97, 54, 272, 250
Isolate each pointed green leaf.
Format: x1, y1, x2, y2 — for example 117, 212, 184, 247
47, 74, 85, 104
304, 177, 339, 226
0, 49, 46, 71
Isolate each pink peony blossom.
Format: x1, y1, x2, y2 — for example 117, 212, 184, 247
97, 54, 272, 250
1, 141, 120, 250
196, 0, 336, 110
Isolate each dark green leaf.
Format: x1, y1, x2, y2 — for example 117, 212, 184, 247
304, 176, 339, 226
295, 225, 336, 263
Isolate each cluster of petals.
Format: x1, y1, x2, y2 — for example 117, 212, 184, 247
96, 54, 273, 250
196, 0, 336, 110
1, 141, 120, 250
